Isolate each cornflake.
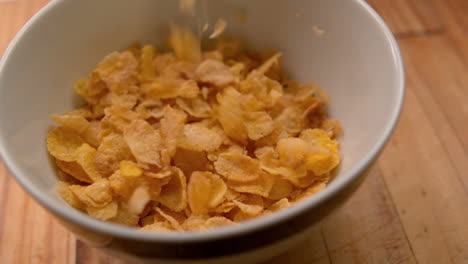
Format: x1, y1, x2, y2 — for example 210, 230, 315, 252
196, 59, 235, 87
214, 153, 260, 182
177, 123, 223, 152
179, 0, 196, 16
51, 114, 90, 134
123, 119, 162, 167
210, 19, 227, 39
95, 133, 133, 177
188, 171, 227, 214
158, 168, 187, 212
56, 160, 92, 184
160, 106, 187, 165
49, 25, 341, 232
47, 127, 84, 162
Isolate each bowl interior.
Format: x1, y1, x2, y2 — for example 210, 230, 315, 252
0, 0, 403, 238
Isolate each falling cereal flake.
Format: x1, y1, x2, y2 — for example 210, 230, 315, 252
180, 0, 195, 15
202, 23, 209, 33
312, 25, 326, 36
210, 19, 227, 39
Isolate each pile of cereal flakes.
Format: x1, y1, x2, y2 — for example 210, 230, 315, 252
47, 25, 342, 232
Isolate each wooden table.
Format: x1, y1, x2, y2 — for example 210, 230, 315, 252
1, 0, 467, 263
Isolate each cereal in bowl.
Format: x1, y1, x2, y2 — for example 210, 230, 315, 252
47, 25, 342, 231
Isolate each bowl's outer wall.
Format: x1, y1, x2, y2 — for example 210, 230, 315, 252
0, 0, 404, 261
52, 164, 373, 261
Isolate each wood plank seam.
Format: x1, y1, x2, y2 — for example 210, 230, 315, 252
320, 227, 333, 264
405, 0, 444, 32
75, 240, 86, 264
415, 93, 468, 194
325, 223, 401, 255
403, 38, 468, 194
382, 84, 468, 263
376, 164, 420, 264
0, 173, 11, 241
394, 29, 445, 39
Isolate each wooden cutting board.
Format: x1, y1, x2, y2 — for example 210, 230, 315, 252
1, 0, 467, 263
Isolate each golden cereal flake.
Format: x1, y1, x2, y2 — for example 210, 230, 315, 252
145, 169, 173, 180
216, 87, 248, 142
259, 150, 312, 187
95, 133, 133, 177
80, 121, 101, 148
87, 201, 118, 220
300, 129, 340, 175
110, 93, 138, 110
233, 198, 263, 215
123, 119, 162, 167
160, 106, 187, 165
293, 182, 327, 203
75, 143, 102, 182
140, 45, 157, 82
56, 160, 93, 184
120, 160, 143, 178
141, 222, 173, 232
64, 107, 93, 119
214, 153, 260, 182
112, 203, 140, 226
213, 201, 237, 214
188, 171, 227, 214
142, 78, 199, 99
177, 123, 223, 152
227, 170, 274, 197
175, 97, 212, 118
276, 137, 310, 167
182, 215, 208, 231
57, 181, 85, 210
202, 23, 209, 33
74, 77, 107, 105
269, 198, 290, 212
168, 24, 201, 62
94, 51, 139, 94
51, 114, 90, 134
158, 168, 187, 212
312, 25, 326, 36
155, 207, 184, 231
47, 127, 84, 162
205, 216, 234, 228
210, 19, 227, 39
243, 111, 274, 140
135, 99, 165, 120
196, 59, 235, 87
321, 119, 343, 138
69, 179, 113, 208
109, 170, 138, 199
179, 0, 196, 15
267, 177, 294, 200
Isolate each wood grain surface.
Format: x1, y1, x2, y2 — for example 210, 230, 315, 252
0, 0, 467, 263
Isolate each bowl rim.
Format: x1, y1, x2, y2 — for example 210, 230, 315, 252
0, 0, 405, 243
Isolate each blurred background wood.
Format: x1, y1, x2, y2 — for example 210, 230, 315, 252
0, 0, 467, 263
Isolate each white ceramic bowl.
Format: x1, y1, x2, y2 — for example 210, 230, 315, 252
0, 0, 404, 263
